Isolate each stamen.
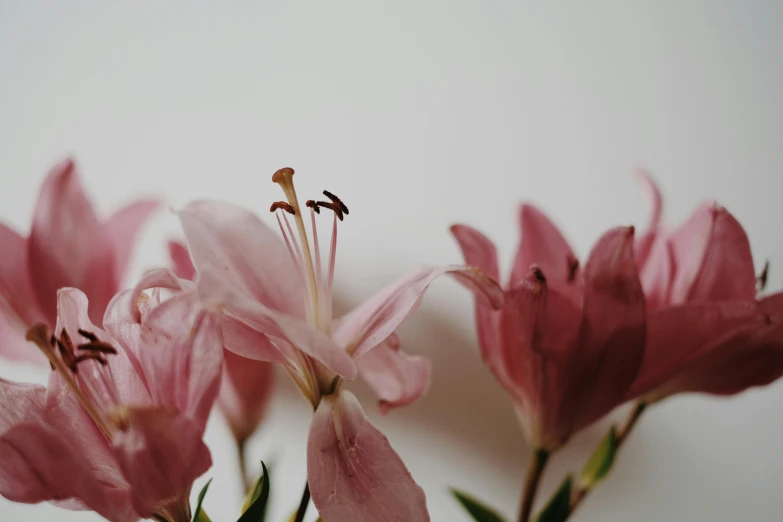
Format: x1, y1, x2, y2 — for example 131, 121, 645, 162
323, 190, 349, 215
306, 200, 321, 214
270, 201, 296, 215
78, 329, 98, 342
272, 167, 320, 326
78, 342, 118, 355
325, 213, 338, 330
315, 201, 344, 221
758, 261, 770, 292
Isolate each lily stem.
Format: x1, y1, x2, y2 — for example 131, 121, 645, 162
518, 448, 551, 522
236, 437, 251, 494
570, 401, 648, 514
293, 481, 311, 522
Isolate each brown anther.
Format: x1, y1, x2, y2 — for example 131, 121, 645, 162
306, 200, 321, 214
271, 167, 295, 183
531, 266, 547, 284
315, 201, 344, 221
78, 342, 118, 355
78, 329, 98, 342
567, 255, 580, 283
323, 190, 349, 215
758, 261, 770, 292
270, 201, 296, 215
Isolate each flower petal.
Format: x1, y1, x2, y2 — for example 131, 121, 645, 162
510, 204, 581, 301
105, 199, 160, 280
168, 240, 196, 280
669, 203, 756, 304
179, 200, 305, 318
138, 292, 223, 430
567, 227, 646, 432
498, 268, 582, 449
198, 268, 356, 379
357, 333, 431, 414
28, 159, 118, 326
451, 225, 504, 365
333, 265, 503, 359
218, 349, 275, 443
628, 300, 769, 400
112, 406, 211, 519
307, 390, 430, 522
633, 169, 664, 269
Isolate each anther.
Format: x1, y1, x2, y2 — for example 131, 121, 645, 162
531, 266, 547, 284
323, 190, 349, 215
78, 342, 118, 355
306, 200, 321, 214
758, 261, 770, 292
270, 201, 296, 215
315, 201, 344, 221
78, 329, 98, 342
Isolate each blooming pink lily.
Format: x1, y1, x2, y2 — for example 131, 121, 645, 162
452, 210, 646, 451
0, 285, 222, 522
172, 168, 503, 522
627, 173, 783, 401
170, 239, 275, 448
0, 158, 159, 363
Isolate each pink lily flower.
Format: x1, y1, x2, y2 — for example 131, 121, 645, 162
452, 212, 646, 451
0, 285, 222, 522
169, 239, 275, 447
0, 158, 159, 363
172, 168, 503, 522
627, 173, 783, 401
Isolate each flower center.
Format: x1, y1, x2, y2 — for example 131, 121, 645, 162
270, 167, 349, 334
26, 323, 122, 440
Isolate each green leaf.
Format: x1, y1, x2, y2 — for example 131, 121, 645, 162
449, 488, 507, 522
534, 475, 572, 522
579, 426, 618, 488
192, 478, 212, 522
238, 462, 271, 522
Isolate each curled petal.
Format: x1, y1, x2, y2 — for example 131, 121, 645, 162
333, 265, 503, 359
138, 293, 223, 429
499, 269, 581, 448
357, 333, 432, 414
308, 390, 430, 522
179, 200, 305, 318
112, 406, 211, 519
198, 268, 356, 379
28, 159, 118, 325
510, 204, 580, 302
105, 199, 160, 280
168, 240, 196, 281
568, 227, 646, 432
629, 301, 769, 400
669, 203, 756, 304
633, 169, 664, 269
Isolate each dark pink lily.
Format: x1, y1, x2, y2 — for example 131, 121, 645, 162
0, 158, 158, 363
627, 173, 783, 401
174, 168, 503, 522
452, 212, 646, 451
0, 285, 222, 522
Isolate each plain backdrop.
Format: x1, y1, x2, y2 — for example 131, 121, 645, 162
1, 2, 782, 521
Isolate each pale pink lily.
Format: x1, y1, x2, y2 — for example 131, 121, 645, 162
627, 173, 783, 401
174, 168, 503, 522
170, 239, 275, 448
0, 286, 221, 522
0, 158, 159, 363
452, 212, 646, 451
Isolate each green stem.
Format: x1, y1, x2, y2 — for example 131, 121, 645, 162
569, 401, 648, 514
293, 481, 311, 522
518, 448, 551, 522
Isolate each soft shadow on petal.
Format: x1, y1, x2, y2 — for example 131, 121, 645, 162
357, 333, 432, 414
168, 240, 197, 280
105, 199, 160, 280
218, 350, 275, 443
308, 390, 430, 522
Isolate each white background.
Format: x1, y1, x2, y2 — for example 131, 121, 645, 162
1, 2, 782, 521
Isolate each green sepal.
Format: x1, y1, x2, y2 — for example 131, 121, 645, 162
449, 488, 507, 522
534, 475, 572, 522
238, 462, 271, 522
579, 426, 618, 488
192, 478, 212, 522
